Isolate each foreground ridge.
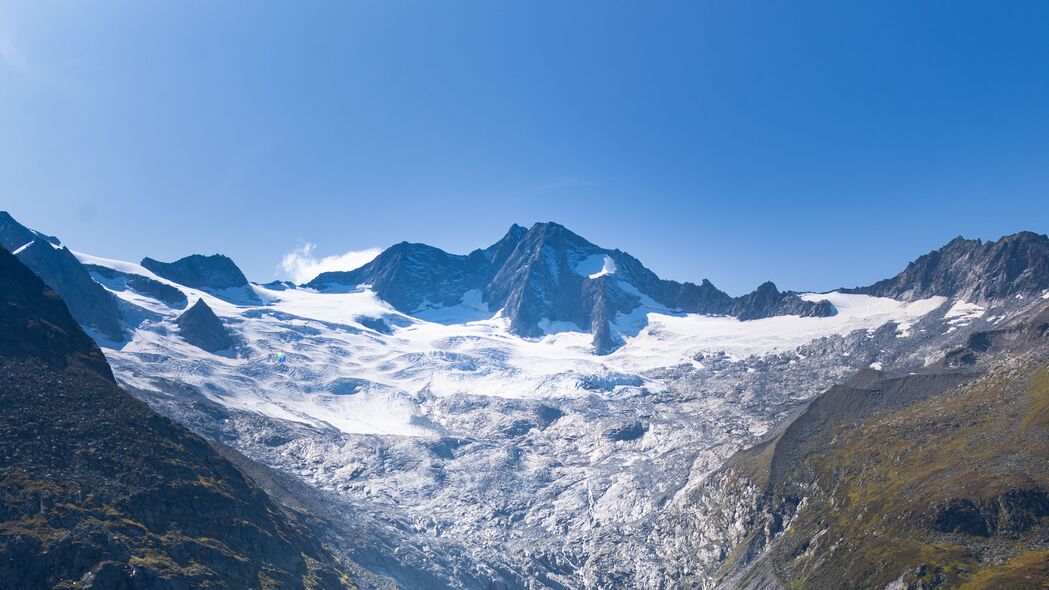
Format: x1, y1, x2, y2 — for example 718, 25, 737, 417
0, 245, 355, 589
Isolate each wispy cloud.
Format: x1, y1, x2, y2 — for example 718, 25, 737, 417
278, 243, 382, 284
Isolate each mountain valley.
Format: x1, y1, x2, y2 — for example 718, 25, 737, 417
2, 211, 1048, 589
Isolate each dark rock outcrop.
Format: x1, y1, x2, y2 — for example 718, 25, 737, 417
604, 421, 646, 442
930, 489, 1049, 538
846, 231, 1049, 302
308, 241, 489, 312
0, 212, 124, 342
357, 316, 392, 334
0, 210, 60, 249
728, 281, 831, 321
142, 254, 249, 290
143, 253, 261, 304
0, 246, 354, 588
85, 264, 188, 308
308, 222, 836, 353
261, 280, 296, 291
177, 299, 234, 353
0, 247, 115, 380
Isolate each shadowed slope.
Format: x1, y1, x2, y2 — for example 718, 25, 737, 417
0, 246, 355, 589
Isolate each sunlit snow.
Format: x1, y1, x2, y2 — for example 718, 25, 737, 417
943, 300, 985, 332
575, 253, 618, 279
75, 251, 947, 437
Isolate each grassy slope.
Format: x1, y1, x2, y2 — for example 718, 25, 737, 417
747, 362, 1049, 589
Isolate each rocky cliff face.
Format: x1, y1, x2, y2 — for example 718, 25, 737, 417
308, 241, 490, 312
308, 222, 836, 353
0, 246, 354, 589
726, 281, 835, 321
846, 231, 1049, 303
8, 239, 124, 342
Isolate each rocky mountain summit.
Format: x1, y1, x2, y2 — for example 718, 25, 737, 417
0, 212, 124, 342
142, 253, 250, 290
143, 253, 260, 304
308, 222, 835, 353
0, 211, 60, 250
846, 231, 1049, 303
0, 245, 355, 589
177, 298, 235, 353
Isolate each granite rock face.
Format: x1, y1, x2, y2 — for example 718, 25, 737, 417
308, 241, 490, 312
727, 281, 832, 321
1, 243, 123, 344
846, 231, 1049, 302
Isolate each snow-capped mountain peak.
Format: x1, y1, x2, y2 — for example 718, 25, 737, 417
308, 222, 837, 353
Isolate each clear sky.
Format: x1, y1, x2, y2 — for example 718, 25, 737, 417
2, 1, 1047, 294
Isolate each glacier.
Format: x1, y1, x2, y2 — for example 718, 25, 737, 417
67, 247, 974, 588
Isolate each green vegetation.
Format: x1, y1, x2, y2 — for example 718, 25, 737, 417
959, 551, 1049, 589
720, 360, 1049, 589
1023, 367, 1049, 430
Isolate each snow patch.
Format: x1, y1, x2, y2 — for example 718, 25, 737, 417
896, 321, 914, 338
575, 253, 617, 279
414, 289, 494, 324
944, 301, 985, 329
612, 292, 945, 373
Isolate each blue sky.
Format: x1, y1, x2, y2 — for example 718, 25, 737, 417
2, 1, 1047, 294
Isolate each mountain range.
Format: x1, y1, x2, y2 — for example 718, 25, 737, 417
2, 208, 1049, 589
306, 222, 836, 353
844, 231, 1049, 302
7, 209, 1049, 358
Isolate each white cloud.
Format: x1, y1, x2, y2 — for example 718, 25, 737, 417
279, 243, 382, 284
